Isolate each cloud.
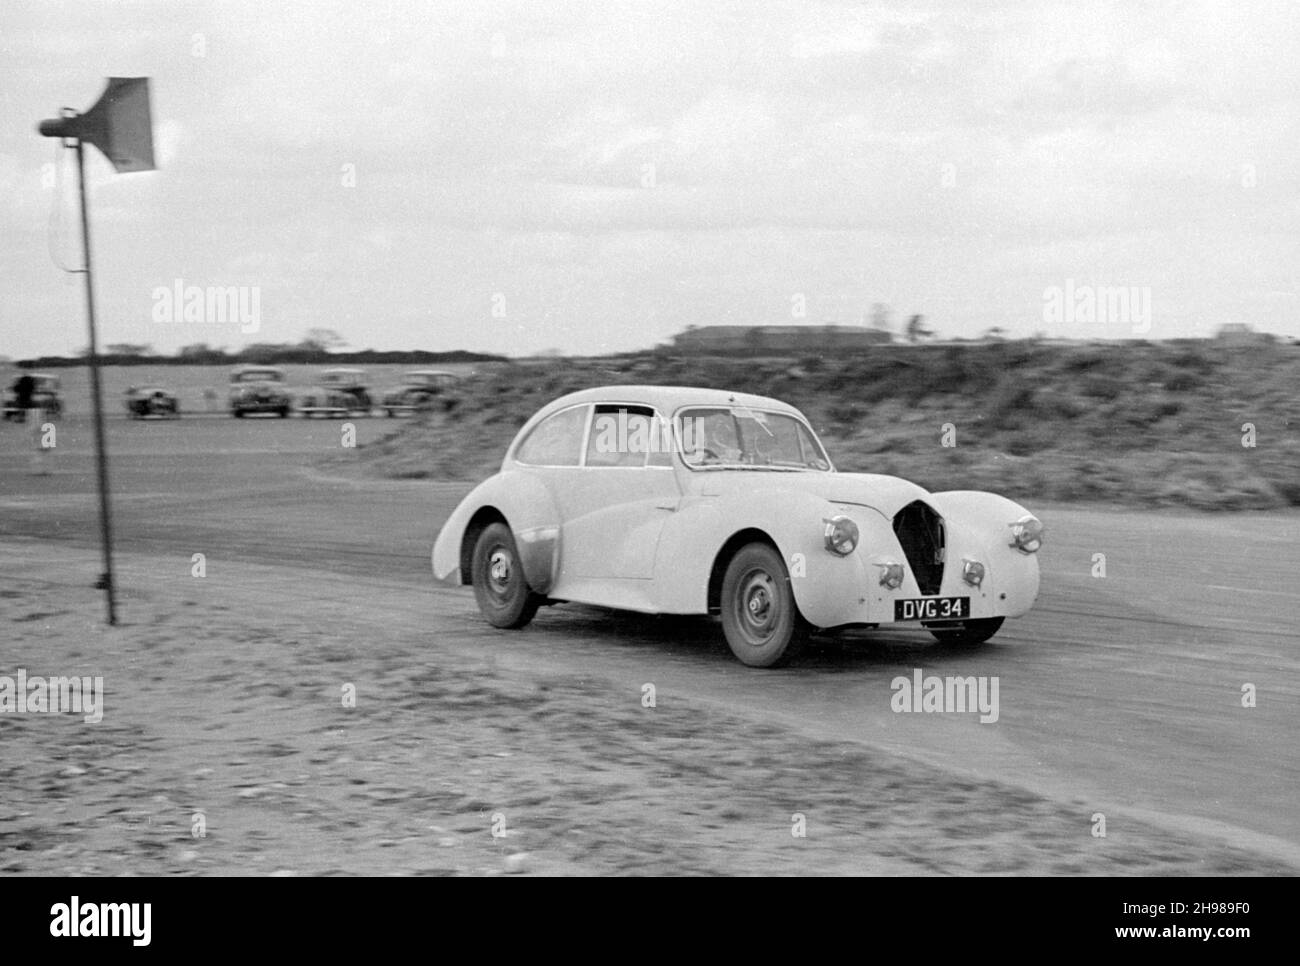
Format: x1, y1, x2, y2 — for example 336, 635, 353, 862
1, 0, 1297, 358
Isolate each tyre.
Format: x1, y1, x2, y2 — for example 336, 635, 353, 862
233, 409, 244, 418
470, 522, 541, 629
928, 617, 1003, 646
719, 542, 806, 667
278, 406, 290, 418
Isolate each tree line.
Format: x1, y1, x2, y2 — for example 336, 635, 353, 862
14, 329, 505, 368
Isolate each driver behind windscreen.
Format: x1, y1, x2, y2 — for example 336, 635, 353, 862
691, 411, 742, 463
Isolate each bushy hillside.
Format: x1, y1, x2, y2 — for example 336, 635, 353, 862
350, 341, 1299, 510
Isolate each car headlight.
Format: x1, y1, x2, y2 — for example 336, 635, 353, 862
1009, 515, 1045, 554
874, 561, 904, 589
823, 515, 859, 556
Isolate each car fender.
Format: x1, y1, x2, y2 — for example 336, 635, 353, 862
652, 487, 881, 626
927, 490, 1037, 538
431, 470, 564, 594
928, 490, 1042, 615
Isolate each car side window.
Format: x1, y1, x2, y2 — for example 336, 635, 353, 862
585, 405, 661, 468
514, 405, 588, 466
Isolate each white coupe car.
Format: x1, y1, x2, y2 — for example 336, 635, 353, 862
432, 386, 1043, 667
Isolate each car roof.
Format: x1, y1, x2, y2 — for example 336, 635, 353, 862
323, 367, 364, 374
406, 369, 455, 376
506, 385, 812, 466
231, 364, 285, 374
535, 385, 803, 417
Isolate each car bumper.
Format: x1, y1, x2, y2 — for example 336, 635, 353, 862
791, 547, 1040, 629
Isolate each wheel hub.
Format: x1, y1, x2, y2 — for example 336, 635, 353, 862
738, 570, 777, 638
488, 549, 512, 588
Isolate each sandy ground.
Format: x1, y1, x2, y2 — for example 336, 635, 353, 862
1, 539, 1295, 876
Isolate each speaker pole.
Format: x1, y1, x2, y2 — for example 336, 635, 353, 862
74, 137, 118, 625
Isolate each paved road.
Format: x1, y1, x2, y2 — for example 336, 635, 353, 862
3, 414, 1297, 857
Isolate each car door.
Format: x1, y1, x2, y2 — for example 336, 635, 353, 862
549, 404, 680, 580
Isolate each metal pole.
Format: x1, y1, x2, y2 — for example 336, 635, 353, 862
74, 139, 117, 625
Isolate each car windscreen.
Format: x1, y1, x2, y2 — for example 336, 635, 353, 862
677, 407, 830, 471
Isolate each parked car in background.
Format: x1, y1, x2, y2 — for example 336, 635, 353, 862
229, 365, 291, 418
296, 367, 373, 418
381, 369, 459, 416
2, 373, 63, 421
125, 385, 181, 419
432, 385, 1044, 667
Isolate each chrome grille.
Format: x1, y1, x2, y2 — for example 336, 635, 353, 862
892, 500, 946, 596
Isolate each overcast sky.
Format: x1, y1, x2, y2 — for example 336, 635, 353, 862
1, 0, 1297, 358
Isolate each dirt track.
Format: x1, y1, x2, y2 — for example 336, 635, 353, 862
2, 415, 1298, 874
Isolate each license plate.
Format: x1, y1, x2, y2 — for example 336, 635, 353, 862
894, 596, 969, 621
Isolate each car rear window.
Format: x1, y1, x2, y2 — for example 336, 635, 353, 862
514, 405, 588, 466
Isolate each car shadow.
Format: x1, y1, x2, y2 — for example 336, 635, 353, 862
529, 604, 997, 672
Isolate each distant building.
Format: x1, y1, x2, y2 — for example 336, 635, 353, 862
1216, 323, 1271, 345
670, 324, 894, 354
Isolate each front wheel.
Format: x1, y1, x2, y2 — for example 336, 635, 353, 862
470, 523, 541, 629
719, 542, 807, 667
928, 617, 1004, 646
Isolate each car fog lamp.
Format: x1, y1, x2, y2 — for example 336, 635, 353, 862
876, 561, 905, 590
962, 559, 985, 587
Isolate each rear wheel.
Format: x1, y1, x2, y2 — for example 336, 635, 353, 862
928, 617, 1003, 646
719, 543, 806, 667
471, 523, 541, 629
